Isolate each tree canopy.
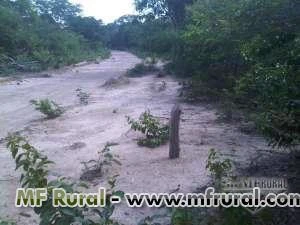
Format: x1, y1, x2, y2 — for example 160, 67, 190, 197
1, 0, 299, 147
0, 0, 108, 74
108, 0, 300, 147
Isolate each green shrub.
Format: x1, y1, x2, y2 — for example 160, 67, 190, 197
126, 62, 159, 77
168, 0, 300, 149
206, 149, 232, 191
6, 134, 53, 188
0, 0, 109, 76
127, 110, 169, 148
30, 99, 64, 119
235, 65, 300, 147
80, 143, 121, 181
171, 208, 197, 225
256, 108, 300, 148
180, 77, 223, 102
6, 134, 123, 225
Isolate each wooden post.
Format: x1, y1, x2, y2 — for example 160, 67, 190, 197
169, 104, 181, 159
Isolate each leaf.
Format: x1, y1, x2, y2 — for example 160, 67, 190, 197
11, 147, 18, 159
78, 182, 89, 189
112, 191, 124, 198
60, 208, 77, 217
92, 208, 103, 217
15, 160, 28, 170
15, 153, 26, 164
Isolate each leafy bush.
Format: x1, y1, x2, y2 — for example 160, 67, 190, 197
126, 62, 159, 77
179, 77, 223, 102
170, 0, 300, 148
30, 99, 64, 119
0, 0, 109, 76
7, 134, 53, 188
102, 76, 130, 88
256, 108, 300, 148
6, 134, 122, 225
206, 149, 232, 191
170, 150, 273, 225
80, 143, 121, 181
127, 110, 169, 148
235, 64, 300, 147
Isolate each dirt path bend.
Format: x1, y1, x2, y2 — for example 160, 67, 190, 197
0, 51, 279, 225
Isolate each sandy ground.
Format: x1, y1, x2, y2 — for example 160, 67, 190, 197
0, 51, 285, 224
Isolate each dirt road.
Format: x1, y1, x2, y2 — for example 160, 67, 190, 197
0, 51, 276, 224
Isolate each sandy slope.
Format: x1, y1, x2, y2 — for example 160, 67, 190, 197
0, 51, 276, 224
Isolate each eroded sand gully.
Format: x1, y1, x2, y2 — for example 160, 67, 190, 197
0, 51, 277, 224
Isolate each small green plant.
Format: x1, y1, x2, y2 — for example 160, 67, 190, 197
7, 134, 53, 188
93, 174, 124, 225
80, 143, 121, 181
126, 62, 158, 77
127, 110, 169, 148
76, 88, 90, 105
6, 135, 85, 224
30, 99, 64, 119
206, 149, 232, 190
6, 134, 122, 225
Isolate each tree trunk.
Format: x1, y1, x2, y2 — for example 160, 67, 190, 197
169, 105, 181, 159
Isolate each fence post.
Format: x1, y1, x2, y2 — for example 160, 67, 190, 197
169, 104, 181, 159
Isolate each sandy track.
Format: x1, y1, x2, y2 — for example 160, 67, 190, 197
0, 51, 276, 224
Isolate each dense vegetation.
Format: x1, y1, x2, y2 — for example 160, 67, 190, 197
0, 0, 108, 75
108, 0, 300, 148
1, 1, 300, 224
1, 0, 298, 146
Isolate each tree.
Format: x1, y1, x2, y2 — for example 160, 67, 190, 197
0, 0, 108, 75
67, 16, 105, 43
134, 0, 194, 27
33, 0, 81, 23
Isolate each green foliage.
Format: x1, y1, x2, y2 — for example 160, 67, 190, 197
67, 16, 105, 44
171, 208, 196, 225
170, 205, 290, 225
0, 0, 108, 76
170, 151, 249, 225
171, 206, 284, 225
7, 134, 53, 188
175, 0, 300, 148
206, 149, 232, 190
107, 15, 178, 58
206, 149, 232, 179
6, 134, 122, 225
126, 62, 158, 77
235, 64, 300, 147
80, 143, 121, 180
34, 0, 81, 23
221, 207, 253, 225
127, 110, 169, 148
30, 99, 64, 119
92, 175, 124, 225
134, 0, 193, 27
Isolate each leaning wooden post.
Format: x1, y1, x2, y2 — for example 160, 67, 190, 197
169, 104, 182, 159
